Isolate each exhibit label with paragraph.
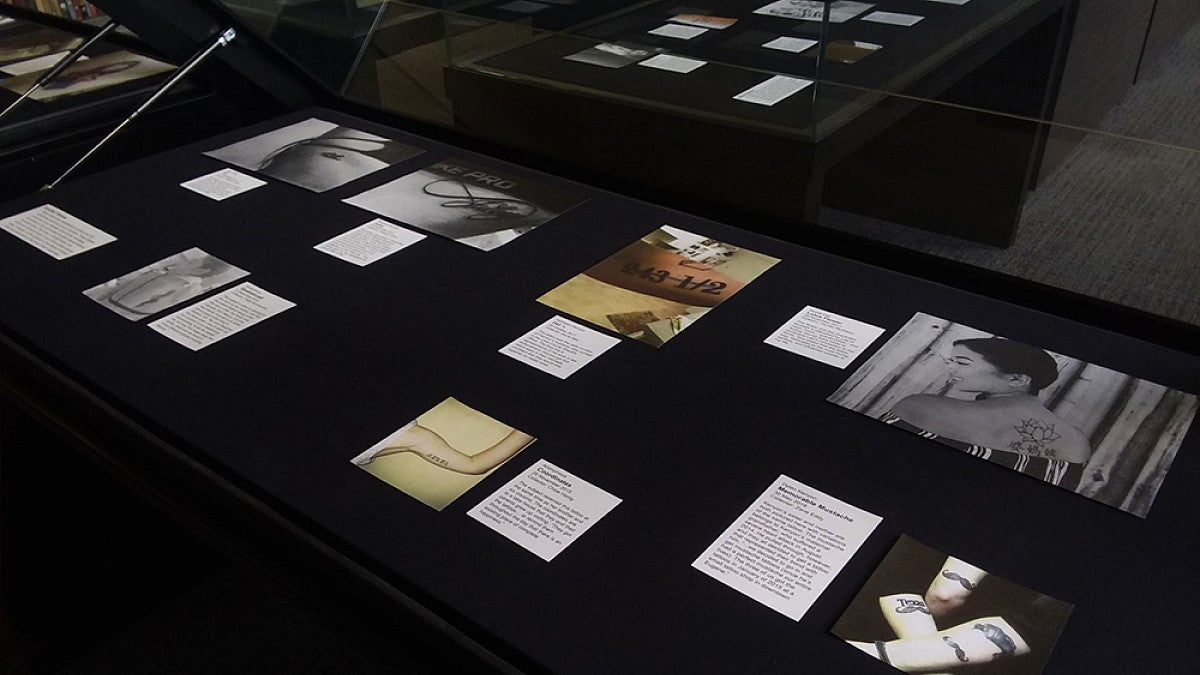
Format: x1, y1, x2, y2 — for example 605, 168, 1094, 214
149, 282, 295, 350
469, 459, 621, 561
1, 205, 115, 260
693, 475, 881, 620
500, 315, 621, 379
315, 219, 426, 266
765, 306, 885, 368
180, 169, 267, 201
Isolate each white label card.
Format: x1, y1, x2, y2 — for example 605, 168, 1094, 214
469, 459, 621, 562
762, 36, 819, 53
862, 11, 924, 26
314, 219, 426, 266
149, 282, 295, 351
180, 169, 267, 201
637, 53, 707, 73
733, 75, 813, 106
0, 204, 115, 260
693, 475, 881, 621
500, 315, 620, 379
764, 306, 885, 368
648, 23, 708, 40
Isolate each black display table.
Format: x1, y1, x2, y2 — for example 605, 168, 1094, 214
2, 108, 1198, 674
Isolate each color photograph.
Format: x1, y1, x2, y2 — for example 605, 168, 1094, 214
833, 535, 1072, 674
204, 117, 423, 193
82, 247, 248, 321
827, 312, 1198, 517
350, 397, 535, 511
538, 226, 779, 346
344, 156, 587, 250
2, 50, 174, 101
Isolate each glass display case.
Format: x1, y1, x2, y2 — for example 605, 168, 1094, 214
194, 0, 1199, 330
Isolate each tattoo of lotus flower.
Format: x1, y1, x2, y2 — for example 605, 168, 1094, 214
1010, 419, 1060, 457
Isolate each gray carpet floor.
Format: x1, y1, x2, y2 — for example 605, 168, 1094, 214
819, 20, 1200, 327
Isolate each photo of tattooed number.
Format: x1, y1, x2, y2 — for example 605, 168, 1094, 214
833, 536, 1072, 674
827, 312, 1198, 517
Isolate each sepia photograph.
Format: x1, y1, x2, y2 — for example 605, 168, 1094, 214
343, 156, 587, 250
828, 312, 1198, 516
204, 117, 423, 193
833, 535, 1071, 674
82, 247, 249, 321
538, 226, 779, 346
1, 50, 175, 101
0, 27, 82, 68
350, 397, 535, 511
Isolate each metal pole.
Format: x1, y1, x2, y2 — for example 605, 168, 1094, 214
43, 28, 237, 191
0, 19, 119, 122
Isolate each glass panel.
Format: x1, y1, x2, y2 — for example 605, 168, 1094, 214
207, 0, 1199, 329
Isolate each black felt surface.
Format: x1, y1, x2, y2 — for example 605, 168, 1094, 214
2, 107, 1198, 674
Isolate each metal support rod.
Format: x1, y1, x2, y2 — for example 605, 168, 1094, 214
0, 19, 120, 122
43, 28, 237, 191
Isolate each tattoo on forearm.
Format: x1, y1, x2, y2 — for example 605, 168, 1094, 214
423, 453, 449, 467
942, 570, 977, 590
894, 598, 931, 614
1010, 419, 1062, 457
942, 637, 969, 662
973, 623, 1019, 658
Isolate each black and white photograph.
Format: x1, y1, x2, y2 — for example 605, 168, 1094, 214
563, 41, 663, 68
753, 0, 876, 23
83, 247, 249, 321
343, 156, 588, 251
203, 117, 423, 193
833, 535, 1072, 674
827, 312, 1198, 517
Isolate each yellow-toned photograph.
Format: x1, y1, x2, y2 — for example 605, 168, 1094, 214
350, 398, 535, 511
538, 226, 779, 346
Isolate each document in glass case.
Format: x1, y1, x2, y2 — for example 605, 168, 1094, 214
1, 50, 174, 101
83, 247, 248, 321
538, 226, 779, 346
563, 42, 662, 68
351, 397, 536, 511
828, 312, 1198, 517
753, 1, 875, 23
205, 117, 423, 193
833, 535, 1071, 674
344, 157, 588, 250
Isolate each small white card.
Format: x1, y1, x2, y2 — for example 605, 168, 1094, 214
764, 306, 885, 368
314, 218, 425, 266
500, 315, 620, 379
693, 475, 881, 621
149, 282, 295, 351
181, 169, 267, 201
637, 53, 707, 73
0, 204, 115, 260
469, 459, 621, 562
762, 36, 819, 53
733, 75, 813, 106
862, 11, 924, 26
648, 23, 708, 40
1, 52, 87, 76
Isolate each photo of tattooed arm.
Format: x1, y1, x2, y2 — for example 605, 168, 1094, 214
833, 536, 1073, 674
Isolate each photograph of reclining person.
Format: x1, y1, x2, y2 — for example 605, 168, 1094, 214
828, 312, 1197, 517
